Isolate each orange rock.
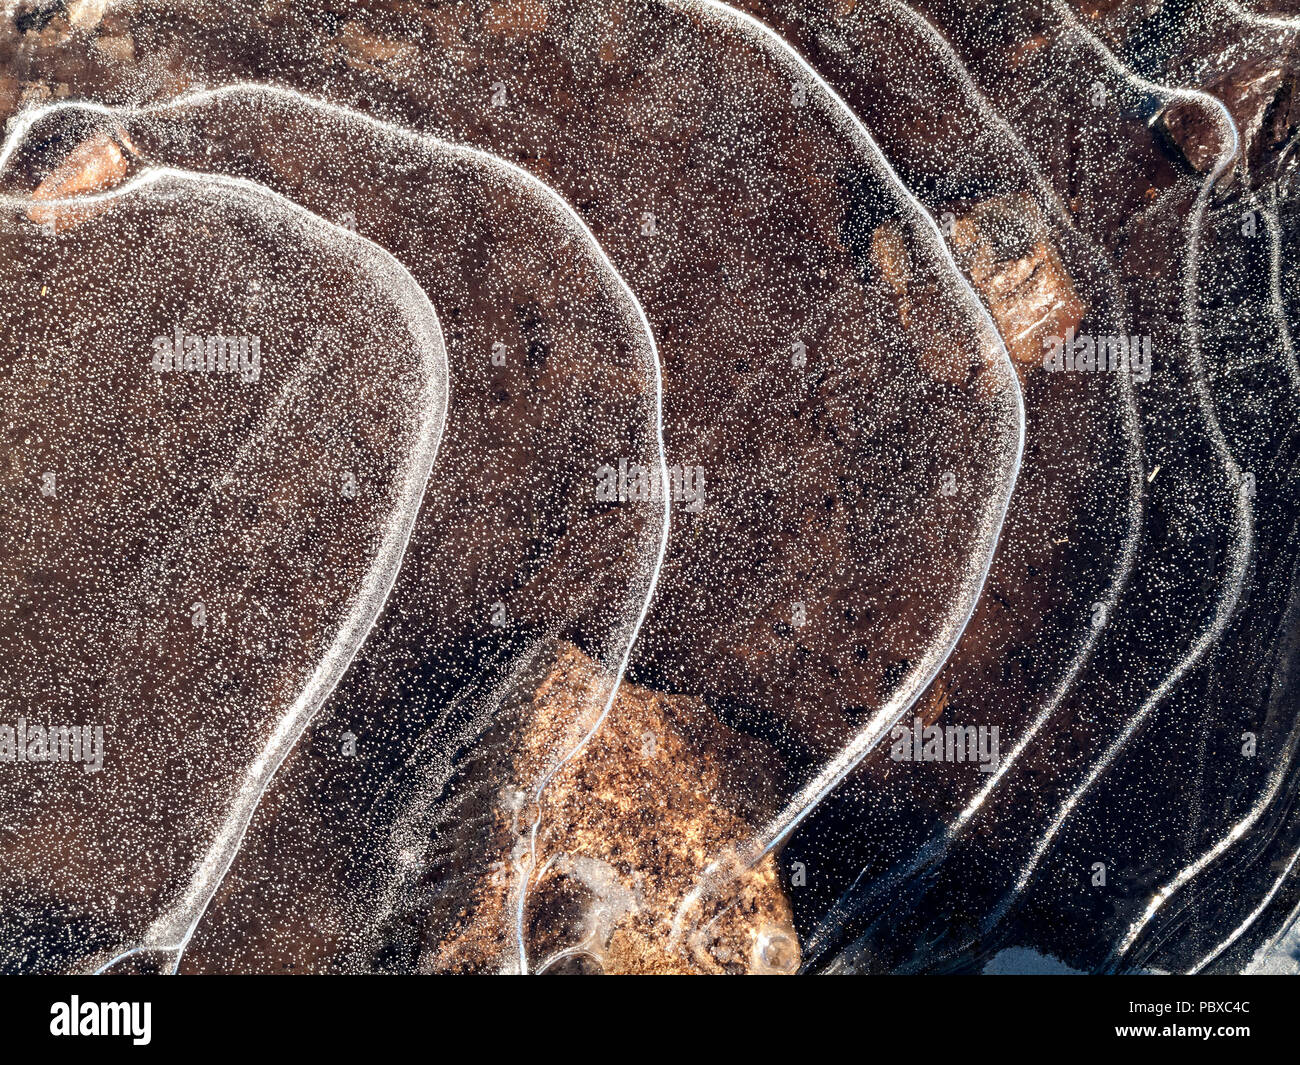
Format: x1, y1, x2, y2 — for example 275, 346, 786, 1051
950, 193, 1087, 381
27, 129, 135, 233
431, 642, 798, 974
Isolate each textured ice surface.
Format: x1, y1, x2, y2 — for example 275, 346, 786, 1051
0, 0, 1298, 974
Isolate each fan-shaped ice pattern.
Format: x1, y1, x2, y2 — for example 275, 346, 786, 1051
0, 161, 447, 972
0, 82, 668, 973
0, 0, 1298, 975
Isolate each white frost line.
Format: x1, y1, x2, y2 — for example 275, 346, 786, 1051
143, 179, 446, 973
660, 0, 1025, 947
0, 132, 450, 974
1009, 2, 1255, 969
1214, 0, 1300, 393
91, 944, 182, 975
800, 0, 1150, 962
1262, 183, 1300, 393
1222, 0, 1300, 31
1119, 496, 1300, 972
687, 0, 1025, 858
506, 200, 670, 973
822, 4, 1255, 966
1102, 5, 1300, 969
1191, 835, 1300, 972
1246, 877, 1300, 970
889, 0, 1147, 854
